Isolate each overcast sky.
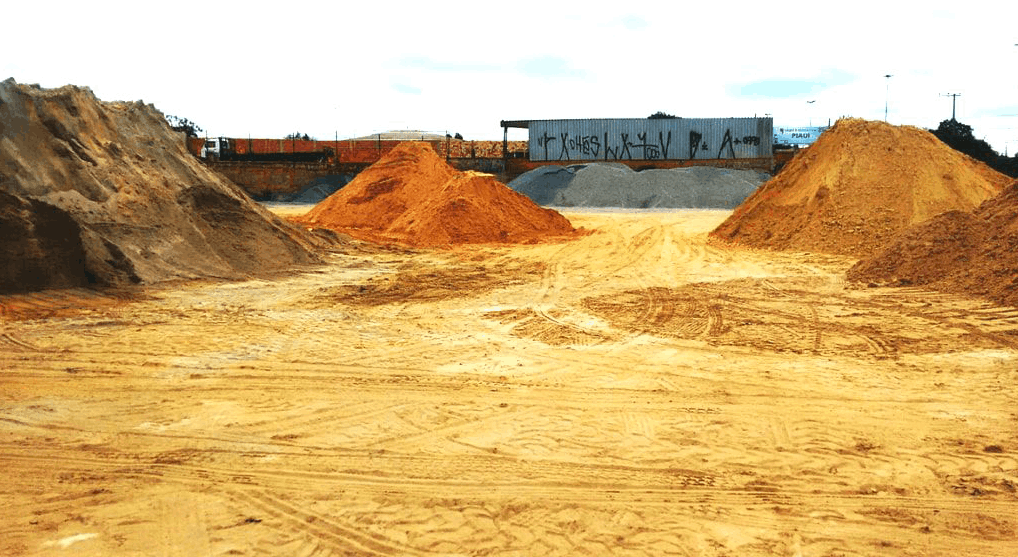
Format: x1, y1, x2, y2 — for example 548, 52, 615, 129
5, 1, 1018, 153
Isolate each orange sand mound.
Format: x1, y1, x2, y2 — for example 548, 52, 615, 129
299, 142, 579, 246
711, 118, 1011, 258
848, 180, 1018, 307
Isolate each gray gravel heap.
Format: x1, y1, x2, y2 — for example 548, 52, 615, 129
276, 173, 358, 203
508, 163, 769, 209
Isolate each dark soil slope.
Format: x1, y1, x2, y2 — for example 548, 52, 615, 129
0, 190, 88, 292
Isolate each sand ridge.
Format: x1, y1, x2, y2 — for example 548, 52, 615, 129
849, 179, 1018, 307
712, 118, 1011, 258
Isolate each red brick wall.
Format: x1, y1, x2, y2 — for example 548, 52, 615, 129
209, 162, 336, 198
187, 136, 528, 162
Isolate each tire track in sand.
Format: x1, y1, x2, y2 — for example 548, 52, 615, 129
227, 488, 428, 556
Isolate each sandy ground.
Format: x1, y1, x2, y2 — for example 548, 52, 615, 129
1, 208, 1016, 556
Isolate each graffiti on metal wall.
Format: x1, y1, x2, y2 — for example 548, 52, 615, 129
537, 129, 760, 161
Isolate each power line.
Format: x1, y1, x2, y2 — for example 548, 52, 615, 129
941, 93, 962, 121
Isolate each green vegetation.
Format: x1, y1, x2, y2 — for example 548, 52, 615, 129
931, 119, 1018, 178
165, 115, 202, 138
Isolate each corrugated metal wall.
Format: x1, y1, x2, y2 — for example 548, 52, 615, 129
528, 118, 772, 162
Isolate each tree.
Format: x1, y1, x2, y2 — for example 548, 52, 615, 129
930, 119, 1018, 178
165, 115, 202, 138
454, 132, 464, 140
931, 119, 996, 162
648, 111, 677, 119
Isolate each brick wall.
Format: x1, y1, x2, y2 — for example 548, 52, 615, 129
188, 136, 528, 162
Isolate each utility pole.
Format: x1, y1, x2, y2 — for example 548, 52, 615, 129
941, 93, 961, 121
884, 74, 893, 122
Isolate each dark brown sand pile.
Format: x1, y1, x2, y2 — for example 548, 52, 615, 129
848, 180, 1018, 307
0, 190, 87, 293
299, 142, 580, 246
0, 78, 320, 293
711, 118, 1011, 258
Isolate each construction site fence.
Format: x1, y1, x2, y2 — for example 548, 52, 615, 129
187, 137, 529, 163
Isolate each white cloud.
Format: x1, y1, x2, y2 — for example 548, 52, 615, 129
517, 56, 588, 80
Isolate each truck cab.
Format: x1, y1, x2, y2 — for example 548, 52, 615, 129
200, 137, 230, 159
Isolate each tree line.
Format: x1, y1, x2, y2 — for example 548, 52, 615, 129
931, 119, 1018, 178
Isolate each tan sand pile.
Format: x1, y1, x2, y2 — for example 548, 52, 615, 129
848, 180, 1018, 307
299, 142, 579, 246
0, 78, 320, 292
711, 118, 1012, 258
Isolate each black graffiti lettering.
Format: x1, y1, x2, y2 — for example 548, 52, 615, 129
604, 132, 617, 160
559, 132, 570, 160
632, 132, 664, 160
619, 133, 633, 159
577, 135, 600, 158
631, 133, 671, 160
540, 132, 556, 160
636, 132, 651, 159
539, 126, 758, 161
557, 134, 602, 159
689, 131, 703, 159
718, 129, 735, 159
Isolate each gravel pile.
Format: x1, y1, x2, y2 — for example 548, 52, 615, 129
508, 163, 769, 209
278, 174, 358, 203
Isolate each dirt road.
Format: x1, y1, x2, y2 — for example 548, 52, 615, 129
1, 209, 1016, 556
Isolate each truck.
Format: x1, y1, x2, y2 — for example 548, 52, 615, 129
200, 137, 230, 159
198, 137, 333, 163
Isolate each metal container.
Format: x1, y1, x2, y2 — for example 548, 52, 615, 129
526, 117, 773, 162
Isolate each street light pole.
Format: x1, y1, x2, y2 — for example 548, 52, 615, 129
884, 74, 893, 122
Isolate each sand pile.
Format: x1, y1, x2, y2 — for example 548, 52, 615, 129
299, 142, 578, 246
848, 180, 1018, 306
0, 190, 88, 293
508, 163, 768, 208
711, 118, 1012, 258
0, 78, 320, 292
